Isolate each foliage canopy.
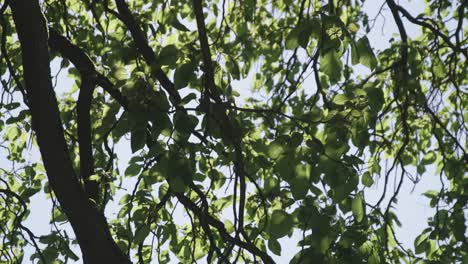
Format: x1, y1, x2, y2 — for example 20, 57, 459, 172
0, 0, 467, 263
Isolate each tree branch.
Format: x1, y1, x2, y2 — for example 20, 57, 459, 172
393, 3, 467, 58
114, 0, 181, 103
10, 1, 130, 262
77, 76, 99, 201
48, 29, 129, 109
192, 0, 219, 102
175, 193, 275, 264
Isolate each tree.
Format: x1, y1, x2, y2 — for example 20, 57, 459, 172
0, 0, 466, 263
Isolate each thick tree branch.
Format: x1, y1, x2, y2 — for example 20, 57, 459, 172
48, 28, 212, 151
10, 1, 130, 263
49, 28, 100, 201
77, 76, 99, 201
48, 29, 130, 109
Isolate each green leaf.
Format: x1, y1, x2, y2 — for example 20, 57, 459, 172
113, 65, 127, 80
134, 225, 151, 245
290, 164, 311, 199
359, 241, 373, 255
332, 94, 348, 105
267, 142, 285, 159
88, 174, 101, 181
226, 59, 241, 80
159, 184, 169, 200
422, 190, 439, 199
289, 246, 323, 263
151, 91, 170, 113
352, 193, 364, 222
174, 62, 196, 89
352, 36, 377, 70
158, 45, 179, 67
366, 87, 384, 111
285, 19, 317, 50
52, 208, 68, 222
264, 176, 280, 194
131, 127, 146, 153
285, 28, 300, 50
362, 172, 374, 187
4, 126, 20, 141
42, 247, 59, 263
168, 175, 186, 193
275, 156, 296, 180
320, 50, 342, 83
290, 176, 309, 200
64, 247, 79, 261
147, 142, 165, 157
319, 235, 330, 253
4, 102, 20, 110
142, 166, 163, 185
453, 214, 466, 242
268, 210, 294, 239
368, 251, 380, 264
125, 163, 141, 177
171, 18, 190, 32
414, 234, 428, 254
174, 112, 198, 134
164, 156, 192, 193
268, 239, 282, 255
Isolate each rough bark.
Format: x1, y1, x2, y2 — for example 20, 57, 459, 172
10, 0, 130, 263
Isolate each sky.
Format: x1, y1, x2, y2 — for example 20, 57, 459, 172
0, 0, 446, 263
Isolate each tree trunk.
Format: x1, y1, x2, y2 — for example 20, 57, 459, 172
10, 1, 130, 263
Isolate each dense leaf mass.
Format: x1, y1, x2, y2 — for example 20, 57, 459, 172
0, 0, 467, 263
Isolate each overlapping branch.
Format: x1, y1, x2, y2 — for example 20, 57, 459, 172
49, 29, 102, 201
111, 0, 270, 260
9, 0, 130, 262
392, 2, 467, 58
48, 2, 271, 261
175, 193, 275, 264
114, 0, 181, 103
